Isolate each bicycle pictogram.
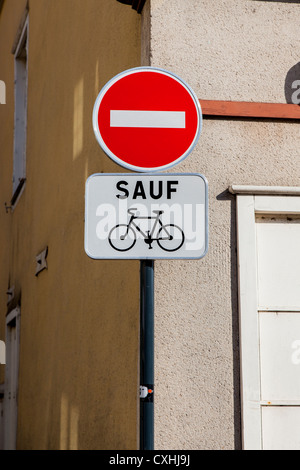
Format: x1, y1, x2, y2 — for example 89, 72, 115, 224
108, 208, 185, 252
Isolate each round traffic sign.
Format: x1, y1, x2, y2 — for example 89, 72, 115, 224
92, 67, 202, 172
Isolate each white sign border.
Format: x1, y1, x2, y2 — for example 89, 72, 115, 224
92, 67, 203, 173
84, 172, 209, 260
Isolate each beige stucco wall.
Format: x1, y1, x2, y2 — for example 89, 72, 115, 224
0, 0, 141, 449
149, 0, 300, 103
145, 0, 300, 449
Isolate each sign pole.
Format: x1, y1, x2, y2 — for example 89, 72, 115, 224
140, 259, 154, 450
89, 67, 206, 449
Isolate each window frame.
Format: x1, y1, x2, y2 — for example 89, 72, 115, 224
4, 307, 21, 450
233, 186, 300, 449
12, 14, 28, 205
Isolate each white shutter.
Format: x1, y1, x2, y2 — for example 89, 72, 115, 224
236, 192, 300, 450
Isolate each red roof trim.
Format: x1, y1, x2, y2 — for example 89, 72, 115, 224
200, 100, 300, 120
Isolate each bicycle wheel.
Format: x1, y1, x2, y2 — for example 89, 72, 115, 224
157, 224, 185, 252
108, 224, 136, 252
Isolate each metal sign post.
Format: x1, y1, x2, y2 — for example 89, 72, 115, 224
140, 260, 154, 450
88, 67, 207, 452
84, 172, 208, 450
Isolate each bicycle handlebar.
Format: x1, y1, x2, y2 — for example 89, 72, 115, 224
127, 208, 165, 216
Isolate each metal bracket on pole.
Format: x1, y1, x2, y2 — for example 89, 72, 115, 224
140, 259, 154, 450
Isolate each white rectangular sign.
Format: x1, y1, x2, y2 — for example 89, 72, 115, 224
84, 173, 208, 260
110, 110, 186, 128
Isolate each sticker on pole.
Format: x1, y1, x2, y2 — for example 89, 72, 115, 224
84, 173, 208, 260
92, 67, 202, 172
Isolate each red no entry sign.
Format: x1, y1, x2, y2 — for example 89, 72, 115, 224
92, 67, 202, 172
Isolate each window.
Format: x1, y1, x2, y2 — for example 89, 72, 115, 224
233, 186, 300, 449
0, 383, 4, 450
4, 307, 20, 450
12, 15, 28, 203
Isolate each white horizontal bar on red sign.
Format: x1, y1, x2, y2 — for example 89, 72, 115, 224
110, 110, 186, 128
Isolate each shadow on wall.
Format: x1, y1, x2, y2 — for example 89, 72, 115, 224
216, 189, 241, 449
285, 62, 300, 104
